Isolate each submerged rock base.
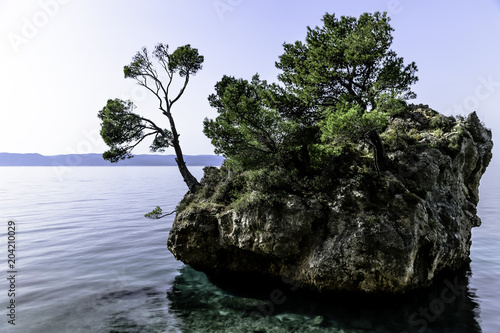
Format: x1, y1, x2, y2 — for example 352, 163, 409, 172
167, 266, 480, 332
168, 107, 493, 294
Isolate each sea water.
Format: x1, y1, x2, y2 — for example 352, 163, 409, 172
0, 166, 498, 332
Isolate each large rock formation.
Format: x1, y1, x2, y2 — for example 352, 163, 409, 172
167, 106, 493, 294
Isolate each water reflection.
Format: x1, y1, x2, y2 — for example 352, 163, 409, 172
168, 265, 482, 332
26, 287, 180, 333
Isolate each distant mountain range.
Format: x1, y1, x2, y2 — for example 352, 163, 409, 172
0, 153, 224, 167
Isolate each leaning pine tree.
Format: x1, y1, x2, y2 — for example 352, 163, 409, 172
98, 44, 204, 217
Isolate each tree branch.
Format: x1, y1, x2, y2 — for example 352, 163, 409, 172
137, 80, 166, 111
144, 206, 176, 219
170, 72, 190, 106
130, 131, 158, 149
127, 111, 168, 139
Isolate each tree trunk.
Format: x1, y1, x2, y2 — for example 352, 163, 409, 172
166, 111, 200, 193
175, 154, 200, 193
365, 129, 389, 174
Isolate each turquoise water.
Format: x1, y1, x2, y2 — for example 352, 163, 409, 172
0, 166, 498, 332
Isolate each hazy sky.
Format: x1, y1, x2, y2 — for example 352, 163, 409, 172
1, 0, 499, 159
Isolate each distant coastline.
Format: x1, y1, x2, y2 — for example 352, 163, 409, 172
0, 153, 224, 167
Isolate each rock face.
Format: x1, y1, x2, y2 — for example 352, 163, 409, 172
167, 107, 493, 294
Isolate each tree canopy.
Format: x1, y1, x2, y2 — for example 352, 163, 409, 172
203, 74, 290, 169
98, 99, 173, 162
98, 43, 204, 192
204, 11, 418, 175
276, 12, 417, 116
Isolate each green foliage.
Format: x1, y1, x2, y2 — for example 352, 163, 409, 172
432, 128, 445, 139
166, 44, 204, 77
276, 11, 418, 116
97, 98, 173, 162
231, 190, 282, 212
225, 166, 301, 212
145, 206, 163, 219
204, 74, 290, 170
321, 104, 364, 143
145, 205, 178, 219
101, 44, 205, 165
184, 163, 302, 212
149, 130, 174, 153
98, 99, 164, 162
124, 43, 204, 79
429, 114, 454, 133
204, 11, 418, 182
320, 102, 390, 143
197, 165, 250, 207
308, 143, 342, 170
429, 115, 447, 130
382, 127, 409, 152
407, 128, 423, 141
245, 166, 301, 194
447, 125, 465, 152
100, 43, 204, 193
315, 95, 403, 167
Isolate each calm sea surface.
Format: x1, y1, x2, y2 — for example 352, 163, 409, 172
0, 166, 498, 332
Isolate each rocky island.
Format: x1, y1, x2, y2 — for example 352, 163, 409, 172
149, 12, 494, 295
168, 105, 493, 294
93, 7, 494, 297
